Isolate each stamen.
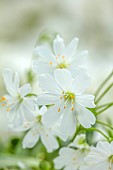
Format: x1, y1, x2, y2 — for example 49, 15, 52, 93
6, 108, 10, 112
62, 56, 65, 59
2, 96, 6, 101
64, 106, 66, 109
58, 108, 61, 112
49, 61, 53, 65
2, 104, 6, 107
71, 107, 74, 111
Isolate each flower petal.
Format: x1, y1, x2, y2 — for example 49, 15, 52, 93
41, 129, 59, 153
34, 46, 55, 62
42, 101, 64, 127
65, 37, 79, 58
38, 73, 61, 94
76, 104, 96, 128
76, 94, 96, 108
54, 69, 73, 91
53, 35, 65, 56
32, 60, 55, 75
19, 84, 31, 97
37, 93, 59, 105
71, 73, 90, 95
22, 128, 39, 148
60, 105, 76, 140
2, 69, 19, 96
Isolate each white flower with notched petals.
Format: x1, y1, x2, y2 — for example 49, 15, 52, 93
2, 69, 35, 127
81, 141, 113, 170
69, 134, 89, 149
54, 147, 89, 170
20, 106, 59, 153
33, 35, 88, 76
37, 69, 96, 140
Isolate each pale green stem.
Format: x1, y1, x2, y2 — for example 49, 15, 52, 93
96, 120, 113, 130
95, 71, 113, 99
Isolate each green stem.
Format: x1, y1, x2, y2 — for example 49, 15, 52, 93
86, 127, 110, 141
96, 120, 113, 130
96, 103, 113, 115
95, 71, 113, 99
0, 154, 41, 168
95, 83, 113, 104
96, 102, 113, 110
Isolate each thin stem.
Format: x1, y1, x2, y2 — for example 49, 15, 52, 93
96, 120, 113, 130
96, 102, 113, 110
86, 127, 110, 141
96, 103, 113, 115
95, 83, 113, 104
95, 71, 113, 98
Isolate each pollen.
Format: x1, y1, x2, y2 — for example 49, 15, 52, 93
6, 108, 10, 112
2, 104, 6, 107
49, 61, 53, 65
58, 108, 61, 112
64, 106, 66, 109
71, 107, 74, 111
2, 96, 6, 101
62, 56, 65, 59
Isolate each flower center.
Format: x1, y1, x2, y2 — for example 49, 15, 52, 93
109, 155, 113, 163
36, 115, 42, 123
64, 92, 75, 101
56, 62, 69, 69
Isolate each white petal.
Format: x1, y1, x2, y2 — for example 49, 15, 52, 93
2, 69, 19, 96
54, 69, 73, 91
60, 105, 76, 140
42, 101, 64, 127
76, 104, 96, 128
38, 73, 61, 94
21, 103, 34, 121
24, 97, 35, 111
76, 94, 96, 108
41, 129, 59, 153
19, 84, 31, 97
39, 105, 47, 115
32, 60, 55, 75
22, 128, 39, 148
71, 73, 90, 95
35, 46, 55, 62
75, 50, 88, 65
37, 93, 59, 105
53, 35, 65, 56
65, 37, 79, 58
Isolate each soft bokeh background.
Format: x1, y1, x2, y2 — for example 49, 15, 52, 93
0, 0, 113, 165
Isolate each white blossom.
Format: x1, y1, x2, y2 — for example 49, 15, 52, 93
17, 106, 59, 153
54, 147, 89, 170
33, 35, 88, 77
2, 69, 35, 127
37, 69, 96, 140
81, 141, 113, 170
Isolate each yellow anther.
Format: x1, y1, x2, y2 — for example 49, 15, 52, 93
2, 96, 6, 101
70, 95, 75, 99
2, 104, 6, 107
58, 108, 61, 112
6, 108, 10, 112
71, 107, 74, 111
49, 61, 53, 65
72, 101, 74, 104
62, 56, 65, 59
64, 106, 66, 109
60, 96, 62, 99
58, 54, 60, 56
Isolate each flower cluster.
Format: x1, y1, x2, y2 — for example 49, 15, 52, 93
1, 35, 113, 170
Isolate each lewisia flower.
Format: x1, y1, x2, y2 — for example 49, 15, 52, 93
2, 69, 35, 127
82, 141, 113, 170
37, 69, 96, 140
33, 35, 88, 76
54, 147, 89, 170
21, 106, 59, 153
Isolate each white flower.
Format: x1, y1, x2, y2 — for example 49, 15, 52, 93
21, 106, 59, 153
69, 134, 89, 149
81, 141, 113, 170
2, 69, 35, 127
54, 147, 88, 170
37, 69, 96, 140
33, 35, 88, 77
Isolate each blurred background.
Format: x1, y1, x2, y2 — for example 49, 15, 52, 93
0, 0, 113, 169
